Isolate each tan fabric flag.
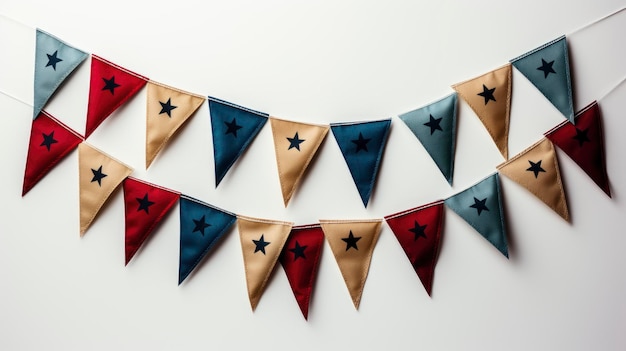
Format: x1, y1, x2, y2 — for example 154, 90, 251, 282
319, 219, 382, 309
269, 117, 329, 206
79, 142, 133, 236
453, 64, 512, 159
237, 215, 293, 311
497, 138, 569, 221
146, 81, 205, 168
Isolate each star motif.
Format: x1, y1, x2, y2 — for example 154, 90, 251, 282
423, 114, 443, 135
90, 165, 107, 186
408, 220, 427, 241
40, 131, 58, 151
224, 118, 243, 137
45, 50, 63, 70
287, 132, 306, 151
351, 132, 371, 153
288, 240, 308, 261
341, 230, 361, 251
470, 197, 489, 216
136, 193, 155, 214
192, 215, 211, 236
477, 84, 496, 105
158, 98, 178, 117
253, 234, 271, 255
573, 127, 590, 147
102, 76, 120, 95
526, 160, 546, 178
537, 58, 556, 78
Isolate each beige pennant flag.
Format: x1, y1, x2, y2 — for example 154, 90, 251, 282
453, 64, 512, 159
146, 81, 205, 168
319, 219, 382, 309
238, 215, 293, 311
79, 142, 133, 236
269, 117, 329, 206
497, 138, 569, 221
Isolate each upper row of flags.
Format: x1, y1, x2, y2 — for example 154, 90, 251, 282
33, 28, 578, 208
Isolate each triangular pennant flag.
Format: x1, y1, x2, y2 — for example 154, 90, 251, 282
511, 36, 574, 123
330, 119, 391, 207
33, 29, 88, 119
453, 64, 512, 159
269, 117, 329, 206
208, 97, 268, 186
279, 224, 325, 320
23, 111, 83, 196
497, 138, 569, 221
237, 215, 292, 311
398, 93, 458, 184
545, 101, 610, 196
384, 201, 444, 296
444, 173, 508, 257
319, 219, 382, 309
123, 177, 180, 265
145, 81, 205, 168
78, 142, 132, 236
85, 55, 148, 138
178, 195, 236, 284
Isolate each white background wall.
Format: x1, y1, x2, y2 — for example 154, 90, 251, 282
1, 1, 626, 350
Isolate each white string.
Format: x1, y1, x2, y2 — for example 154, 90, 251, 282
598, 74, 626, 102
0, 13, 33, 30
0, 90, 32, 108
568, 6, 626, 36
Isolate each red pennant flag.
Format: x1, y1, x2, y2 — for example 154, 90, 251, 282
279, 224, 325, 320
384, 201, 444, 296
85, 55, 148, 138
23, 111, 83, 196
123, 177, 180, 265
545, 101, 610, 196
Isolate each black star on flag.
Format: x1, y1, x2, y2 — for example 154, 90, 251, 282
537, 58, 556, 78
192, 215, 211, 236
102, 76, 120, 95
423, 114, 443, 135
289, 241, 308, 261
470, 197, 489, 215
40, 131, 58, 151
159, 98, 178, 117
341, 230, 361, 251
351, 132, 371, 153
90, 165, 107, 186
253, 234, 271, 255
45, 50, 63, 70
409, 220, 427, 241
526, 160, 546, 178
136, 193, 155, 214
287, 132, 306, 151
478, 84, 496, 105
224, 118, 243, 137
573, 127, 590, 147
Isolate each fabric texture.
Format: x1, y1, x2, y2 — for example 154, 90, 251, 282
319, 219, 382, 309
453, 64, 512, 159
398, 93, 458, 185
23, 111, 83, 196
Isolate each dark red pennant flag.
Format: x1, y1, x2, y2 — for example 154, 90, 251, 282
279, 224, 325, 320
85, 55, 148, 138
384, 201, 444, 296
23, 111, 83, 196
545, 101, 610, 196
123, 177, 180, 265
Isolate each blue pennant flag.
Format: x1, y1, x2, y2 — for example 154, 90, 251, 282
444, 173, 508, 257
179, 195, 237, 284
510, 36, 574, 123
208, 97, 268, 186
331, 119, 391, 207
33, 29, 88, 119
399, 93, 458, 185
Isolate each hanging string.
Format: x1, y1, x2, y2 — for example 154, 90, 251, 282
598, 74, 626, 102
0, 90, 32, 108
568, 6, 626, 36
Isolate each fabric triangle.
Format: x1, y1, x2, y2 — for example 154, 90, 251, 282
452, 64, 512, 159
398, 93, 458, 184
444, 173, 508, 257
330, 119, 391, 207
511, 36, 574, 123
178, 195, 236, 284
78, 142, 133, 236
384, 201, 444, 296
319, 219, 382, 309
33, 29, 88, 119
23, 111, 83, 196
279, 224, 325, 320
237, 215, 292, 311
497, 138, 569, 221
208, 97, 268, 186
123, 177, 180, 265
145, 81, 205, 168
269, 117, 329, 206
85, 55, 148, 138
545, 101, 610, 196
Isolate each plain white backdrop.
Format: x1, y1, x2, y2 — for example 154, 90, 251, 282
1, 1, 626, 350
